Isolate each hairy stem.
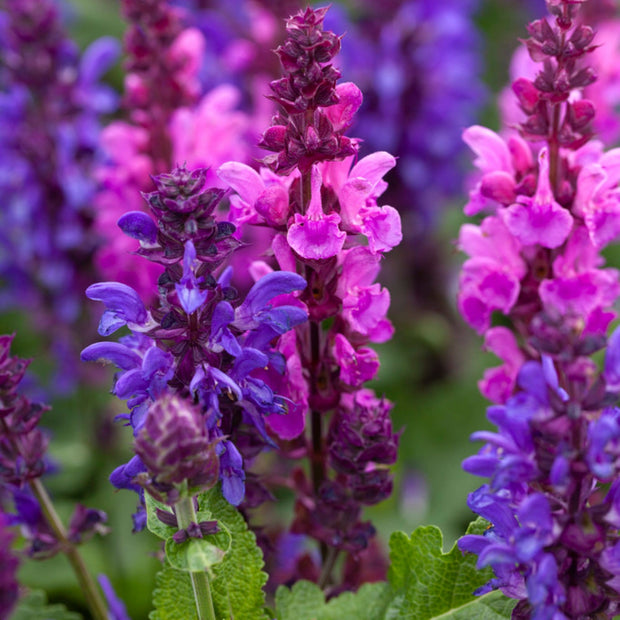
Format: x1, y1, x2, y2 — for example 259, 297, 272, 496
29, 478, 109, 620
174, 496, 216, 620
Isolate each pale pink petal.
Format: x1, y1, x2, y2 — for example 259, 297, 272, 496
272, 234, 297, 272
337, 247, 381, 296
585, 202, 620, 248
287, 167, 346, 260
463, 125, 514, 174
349, 151, 397, 187
217, 161, 264, 204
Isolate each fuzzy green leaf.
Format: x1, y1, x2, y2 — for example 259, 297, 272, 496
275, 519, 515, 620
10, 589, 82, 620
196, 486, 269, 620
383, 518, 516, 619
275, 581, 391, 620
149, 566, 197, 620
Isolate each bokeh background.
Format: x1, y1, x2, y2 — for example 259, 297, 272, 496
6, 0, 618, 617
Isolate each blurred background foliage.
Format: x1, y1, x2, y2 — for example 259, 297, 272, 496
6, 0, 612, 617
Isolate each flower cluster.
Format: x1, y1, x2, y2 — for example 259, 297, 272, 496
83, 165, 307, 526
94, 0, 252, 297
326, 0, 485, 230
217, 6, 401, 584
502, 0, 620, 145
458, 1, 620, 616
461, 339, 620, 618
0, 0, 119, 393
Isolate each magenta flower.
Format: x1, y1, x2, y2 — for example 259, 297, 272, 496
478, 328, 526, 405
287, 167, 346, 260
503, 149, 573, 248
459, 2, 620, 616
321, 150, 402, 253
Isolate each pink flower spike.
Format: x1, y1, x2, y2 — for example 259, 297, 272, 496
287, 166, 346, 260
503, 148, 573, 248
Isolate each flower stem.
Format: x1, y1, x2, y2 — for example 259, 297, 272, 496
29, 478, 109, 620
174, 496, 216, 620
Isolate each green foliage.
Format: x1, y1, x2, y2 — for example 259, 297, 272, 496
275, 519, 516, 620
149, 486, 268, 619
10, 590, 82, 620
197, 487, 269, 620
275, 581, 392, 620
149, 567, 197, 620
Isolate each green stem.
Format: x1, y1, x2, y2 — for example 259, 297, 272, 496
174, 497, 216, 620
318, 545, 339, 589
29, 478, 109, 620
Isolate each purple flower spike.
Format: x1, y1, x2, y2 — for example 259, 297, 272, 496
86, 282, 149, 335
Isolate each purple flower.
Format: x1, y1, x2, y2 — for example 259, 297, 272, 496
98, 574, 130, 620
0, 0, 119, 394
84, 165, 308, 512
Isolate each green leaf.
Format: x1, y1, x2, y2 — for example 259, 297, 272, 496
383, 518, 516, 619
145, 493, 177, 540
197, 486, 269, 620
165, 537, 226, 572
149, 567, 197, 620
10, 589, 82, 620
275, 519, 516, 620
275, 581, 391, 620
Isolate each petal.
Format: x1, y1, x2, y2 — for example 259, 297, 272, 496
80, 342, 142, 370
234, 271, 306, 329
86, 282, 148, 331
117, 211, 157, 244
361, 205, 402, 253
350, 151, 397, 186
80, 36, 121, 83
217, 161, 264, 205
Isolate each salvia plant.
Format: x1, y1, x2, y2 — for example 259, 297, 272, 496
6, 0, 620, 619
